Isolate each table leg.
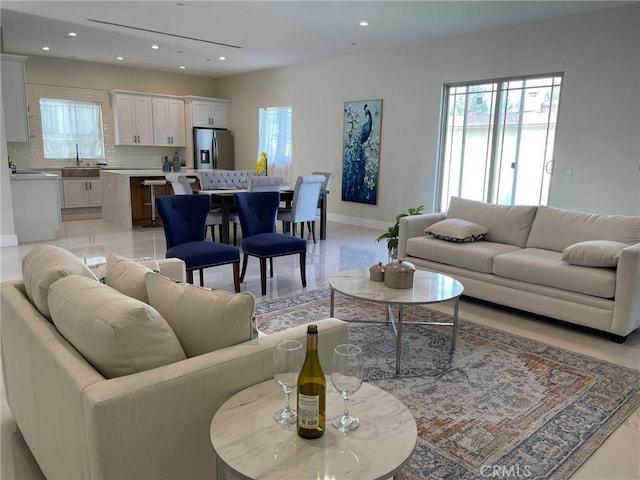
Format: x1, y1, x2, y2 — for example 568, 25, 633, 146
396, 304, 404, 375
219, 200, 232, 244
452, 296, 460, 351
320, 192, 327, 240
330, 288, 335, 317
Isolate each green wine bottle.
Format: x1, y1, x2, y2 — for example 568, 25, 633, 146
296, 324, 326, 439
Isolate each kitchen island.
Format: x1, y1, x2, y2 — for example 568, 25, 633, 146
102, 169, 201, 228
10, 172, 61, 242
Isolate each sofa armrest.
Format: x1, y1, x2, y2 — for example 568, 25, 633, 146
611, 243, 640, 337
397, 212, 446, 258
81, 318, 348, 480
156, 258, 186, 282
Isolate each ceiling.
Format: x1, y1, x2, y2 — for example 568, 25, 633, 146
0, 1, 631, 78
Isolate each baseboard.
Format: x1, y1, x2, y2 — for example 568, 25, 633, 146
327, 213, 389, 231
0, 234, 18, 247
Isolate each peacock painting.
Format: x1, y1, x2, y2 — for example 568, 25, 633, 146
342, 99, 382, 205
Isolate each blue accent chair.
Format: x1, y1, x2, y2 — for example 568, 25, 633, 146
234, 191, 307, 296
156, 194, 241, 292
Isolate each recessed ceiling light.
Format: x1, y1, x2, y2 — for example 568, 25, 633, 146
42, 46, 50, 51
116, 56, 124, 61
219, 56, 226, 61
68, 32, 77, 37
360, 21, 368, 26
179, 65, 186, 69
151, 45, 160, 50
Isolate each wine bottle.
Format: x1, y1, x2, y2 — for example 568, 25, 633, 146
297, 324, 326, 439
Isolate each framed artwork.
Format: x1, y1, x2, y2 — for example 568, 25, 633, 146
342, 99, 382, 205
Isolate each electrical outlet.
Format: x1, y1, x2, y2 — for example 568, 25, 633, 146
564, 168, 572, 179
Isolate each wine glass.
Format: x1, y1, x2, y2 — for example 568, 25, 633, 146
273, 339, 304, 425
331, 344, 364, 432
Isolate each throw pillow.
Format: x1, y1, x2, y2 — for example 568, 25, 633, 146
562, 240, 628, 267
145, 272, 257, 357
106, 254, 160, 303
48, 275, 186, 379
21, 244, 98, 320
425, 218, 488, 243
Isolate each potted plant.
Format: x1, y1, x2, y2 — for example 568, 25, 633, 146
375, 205, 424, 259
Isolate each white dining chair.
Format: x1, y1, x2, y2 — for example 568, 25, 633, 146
311, 171, 335, 218
231, 175, 283, 244
166, 173, 223, 242
277, 175, 325, 243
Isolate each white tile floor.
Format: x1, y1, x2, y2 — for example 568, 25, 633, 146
1, 219, 638, 479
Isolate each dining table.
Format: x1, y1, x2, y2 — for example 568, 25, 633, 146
196, 186, 328, 244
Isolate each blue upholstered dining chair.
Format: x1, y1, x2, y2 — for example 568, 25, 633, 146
234, 191, 307, 296
232, 175, 283, 245
156, 195, 241, 292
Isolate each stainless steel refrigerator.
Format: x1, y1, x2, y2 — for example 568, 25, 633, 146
193, 128, 234, 170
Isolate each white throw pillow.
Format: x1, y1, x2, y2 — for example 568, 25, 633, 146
425, 218, 488, 243
106, 254, 159, 303
145, 272, 257, 357
48, 275, 186, 379
562, 240, 628, 267
22, 244, 98, 320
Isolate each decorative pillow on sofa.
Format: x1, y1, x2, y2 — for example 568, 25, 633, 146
22, 244, 98, 320
562, 240, 628, 267
48, 275, 186, 379
106, 254, 160, 303
425, 218, 488, 243
145, 272, 257, 357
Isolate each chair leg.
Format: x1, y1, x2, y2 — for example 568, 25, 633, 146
310, 221, 316, 243
240, 253, 249, 282
299, 252, 307, 287
233, 223, 238, 245
199, 269, 204, 287
210, 225, 216, 242
186, 269, 194, 284
259, 258, 267, 295
300, 222, 305, 239
292, 223, 297, 237
269, 258, 274, 278
232, 261, 241, 293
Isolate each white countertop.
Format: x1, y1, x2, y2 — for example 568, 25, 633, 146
102, 169, 200, 177
9, 172, 60, 180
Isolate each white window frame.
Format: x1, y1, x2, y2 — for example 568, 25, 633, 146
258, 106, 292, 183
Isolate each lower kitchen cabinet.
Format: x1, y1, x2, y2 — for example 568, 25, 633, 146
63, 178, 103, 208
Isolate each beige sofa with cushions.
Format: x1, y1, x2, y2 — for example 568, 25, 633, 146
397, 197, 640, 341
1, 246, 348, 480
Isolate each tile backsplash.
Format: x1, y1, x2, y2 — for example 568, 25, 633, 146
7, 83, 186, 170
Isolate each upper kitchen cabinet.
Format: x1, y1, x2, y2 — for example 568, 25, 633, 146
112, 92, 154, 146
185, 96, 230, 129
1, 54, 30, 142
152, 97, 186, 147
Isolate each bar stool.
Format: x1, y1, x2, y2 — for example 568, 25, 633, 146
142, 179, 167, 227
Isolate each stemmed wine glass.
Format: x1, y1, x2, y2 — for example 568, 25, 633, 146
273, 339, 304, 425
331, 344, 364, 432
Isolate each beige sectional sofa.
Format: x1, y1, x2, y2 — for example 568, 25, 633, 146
398, 197, 640, 341
1, 245, 348, 480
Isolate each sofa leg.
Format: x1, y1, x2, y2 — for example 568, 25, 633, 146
609, 333, 627, 343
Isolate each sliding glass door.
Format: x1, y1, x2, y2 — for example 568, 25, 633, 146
436, 74, 562, 211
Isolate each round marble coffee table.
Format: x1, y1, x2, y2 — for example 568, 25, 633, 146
210, 378, 417, 480
329, 268, 464, 374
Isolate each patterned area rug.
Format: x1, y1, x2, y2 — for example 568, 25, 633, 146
256, 288, 640, 480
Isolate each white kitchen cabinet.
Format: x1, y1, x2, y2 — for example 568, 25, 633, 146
1, 54, 30, 142
187, 98, 229, 128
63, 178, 102, 208
112, 93, 154, 146
152, 97, 186, 146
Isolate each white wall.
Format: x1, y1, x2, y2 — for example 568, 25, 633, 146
218, 5, 639, 222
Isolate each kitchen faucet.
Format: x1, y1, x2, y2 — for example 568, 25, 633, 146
76, 144, 82, 166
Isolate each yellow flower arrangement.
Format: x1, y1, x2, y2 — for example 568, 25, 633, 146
256, 151, 268, 175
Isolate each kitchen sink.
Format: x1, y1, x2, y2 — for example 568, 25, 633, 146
62, 167, 101, 178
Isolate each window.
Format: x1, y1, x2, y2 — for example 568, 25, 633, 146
258, 106, 292, 182
436, 74, 562, 211
40, 98, 105, 159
